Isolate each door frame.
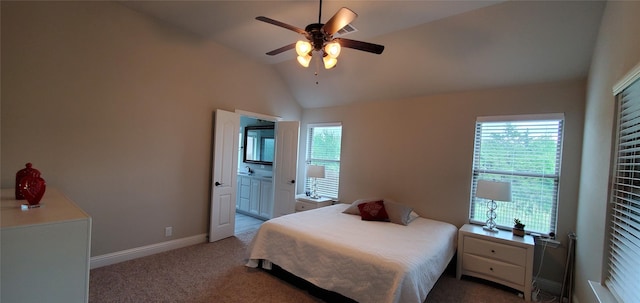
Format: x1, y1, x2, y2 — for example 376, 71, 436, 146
210, 109, 298, 242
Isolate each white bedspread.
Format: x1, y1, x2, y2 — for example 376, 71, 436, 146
246, 204, 458, 303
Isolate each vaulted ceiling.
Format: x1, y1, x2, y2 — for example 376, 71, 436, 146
121, 1, 605, 109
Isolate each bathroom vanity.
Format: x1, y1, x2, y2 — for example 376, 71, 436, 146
236, 173, 273, 220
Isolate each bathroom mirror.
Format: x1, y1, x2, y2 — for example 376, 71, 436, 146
243, 125, 275, 165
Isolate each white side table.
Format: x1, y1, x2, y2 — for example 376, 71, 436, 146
295, 194, 333, 212
456, 224, 535, 301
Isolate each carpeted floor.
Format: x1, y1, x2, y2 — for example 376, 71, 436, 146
89, 231, 525, 303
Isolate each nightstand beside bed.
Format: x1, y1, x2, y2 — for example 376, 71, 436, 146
456, 223, 535, 301
294, 194, 333, 212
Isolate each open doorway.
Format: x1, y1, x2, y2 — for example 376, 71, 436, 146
234, 115, 275, 235
234, 212, 264, 234
210, 110, 298, 241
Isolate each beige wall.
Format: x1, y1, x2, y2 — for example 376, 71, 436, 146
5, 1, 638, 298
575, 2, 640, 303
301, 79, 586, 285
0, 2, 301, 256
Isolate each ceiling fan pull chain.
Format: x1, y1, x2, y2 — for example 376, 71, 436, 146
315, 56, 320, 85
318, 0, 322, 23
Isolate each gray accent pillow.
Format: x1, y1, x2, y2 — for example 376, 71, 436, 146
383, 199, 414, 226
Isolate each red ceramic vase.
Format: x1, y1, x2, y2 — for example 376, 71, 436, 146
15, 163, 41, 200
19, 175, 47, 206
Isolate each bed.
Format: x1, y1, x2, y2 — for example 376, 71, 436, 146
245, 202, 458, 303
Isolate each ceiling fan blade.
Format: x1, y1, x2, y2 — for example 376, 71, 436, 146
265, 43, 296, 56
335, 38, 385, 54
322, 7, 357, 36
256, 16, 307, 35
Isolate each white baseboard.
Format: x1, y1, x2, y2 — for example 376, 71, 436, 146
90, 233, 207, 269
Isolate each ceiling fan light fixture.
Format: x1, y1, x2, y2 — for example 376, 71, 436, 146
324, 42, 341, 59
257, 2, 384, 69
323, 56, 338, 69
297, 54, 312, 68
295, 40, 312, 57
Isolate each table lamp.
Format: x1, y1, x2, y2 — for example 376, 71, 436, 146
476, 179, 512, 232
307, 165, 325, 199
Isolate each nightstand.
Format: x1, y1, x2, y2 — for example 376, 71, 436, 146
295, 194, 333, 212
456, 224, 535, 301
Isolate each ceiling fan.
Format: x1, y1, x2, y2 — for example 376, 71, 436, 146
256, 0, 385, 69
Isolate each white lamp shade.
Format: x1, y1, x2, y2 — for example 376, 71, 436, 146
324, 42, 341, 58
295, 40, 312, 56
476, 180, 512, 202
307, 165, 325, 179
297, 54, 312, 67
323, 56, 337, 69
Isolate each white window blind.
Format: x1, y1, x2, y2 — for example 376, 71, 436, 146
607, 76, 640, 303
470, 114, 564, 235
305, 123, 342, 199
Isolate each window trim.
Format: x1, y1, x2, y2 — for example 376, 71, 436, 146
305, 122, 342, 199
469, 114, 565, 235
603, 61, 640, 303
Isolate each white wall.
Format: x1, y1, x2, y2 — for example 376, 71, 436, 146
575, 1, 640, 303
0, 1, 301, 256
301, 79, 586, 285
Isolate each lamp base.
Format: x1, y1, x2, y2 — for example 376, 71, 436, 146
483, 225, 499, 233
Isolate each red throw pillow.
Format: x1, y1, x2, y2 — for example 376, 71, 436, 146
357, 200, 389, 221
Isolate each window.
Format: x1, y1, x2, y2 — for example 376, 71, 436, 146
305, 123, 342, 199
469, 114, 564, 235
607, 76, 640, 303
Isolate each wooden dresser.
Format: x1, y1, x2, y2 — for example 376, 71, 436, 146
1, 188, 92, 303
456, 224, 534, 301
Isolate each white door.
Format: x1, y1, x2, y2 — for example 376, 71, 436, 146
273, 121, 300, 217
209, 109, 239, 242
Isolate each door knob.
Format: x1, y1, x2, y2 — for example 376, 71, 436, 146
290, 180, 295, 184
215, 181, 222, 186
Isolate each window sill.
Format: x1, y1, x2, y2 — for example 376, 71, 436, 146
589, 280, 618, 303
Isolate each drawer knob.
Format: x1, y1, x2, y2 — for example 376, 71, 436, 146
491, 249, 495, 253
489, 267, 494, 271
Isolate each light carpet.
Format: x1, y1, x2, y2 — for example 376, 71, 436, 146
89, 230, 524, 303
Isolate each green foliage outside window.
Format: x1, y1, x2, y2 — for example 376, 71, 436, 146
471, 119, 563, 235
307, 125, 342, 198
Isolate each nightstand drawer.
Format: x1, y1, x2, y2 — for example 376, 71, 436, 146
295, 200, 332, 211
295, 201, 312, 212
463, 253, 525, 285
295, 195, 333, 212
464, 236, 526, 266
